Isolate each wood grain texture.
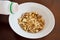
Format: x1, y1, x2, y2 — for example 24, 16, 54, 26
0, 0, 60, 40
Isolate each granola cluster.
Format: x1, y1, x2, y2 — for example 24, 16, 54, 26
18, 12, 45, 33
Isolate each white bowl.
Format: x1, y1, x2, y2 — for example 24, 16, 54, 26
9, 2, 55, 39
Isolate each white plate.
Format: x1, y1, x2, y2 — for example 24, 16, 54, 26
9, 2, 55, 39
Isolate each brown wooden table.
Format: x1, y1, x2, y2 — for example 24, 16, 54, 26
0, 0, 60, 40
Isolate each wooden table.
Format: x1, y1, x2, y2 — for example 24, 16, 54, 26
0, 0, 60, 40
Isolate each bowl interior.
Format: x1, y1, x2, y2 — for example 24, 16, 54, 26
9, 2, 55, 39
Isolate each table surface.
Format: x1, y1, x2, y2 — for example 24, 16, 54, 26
0, 0, 60, 40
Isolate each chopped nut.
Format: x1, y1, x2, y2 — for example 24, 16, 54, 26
36, 30, 39, 32
22, 18, 27, 22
